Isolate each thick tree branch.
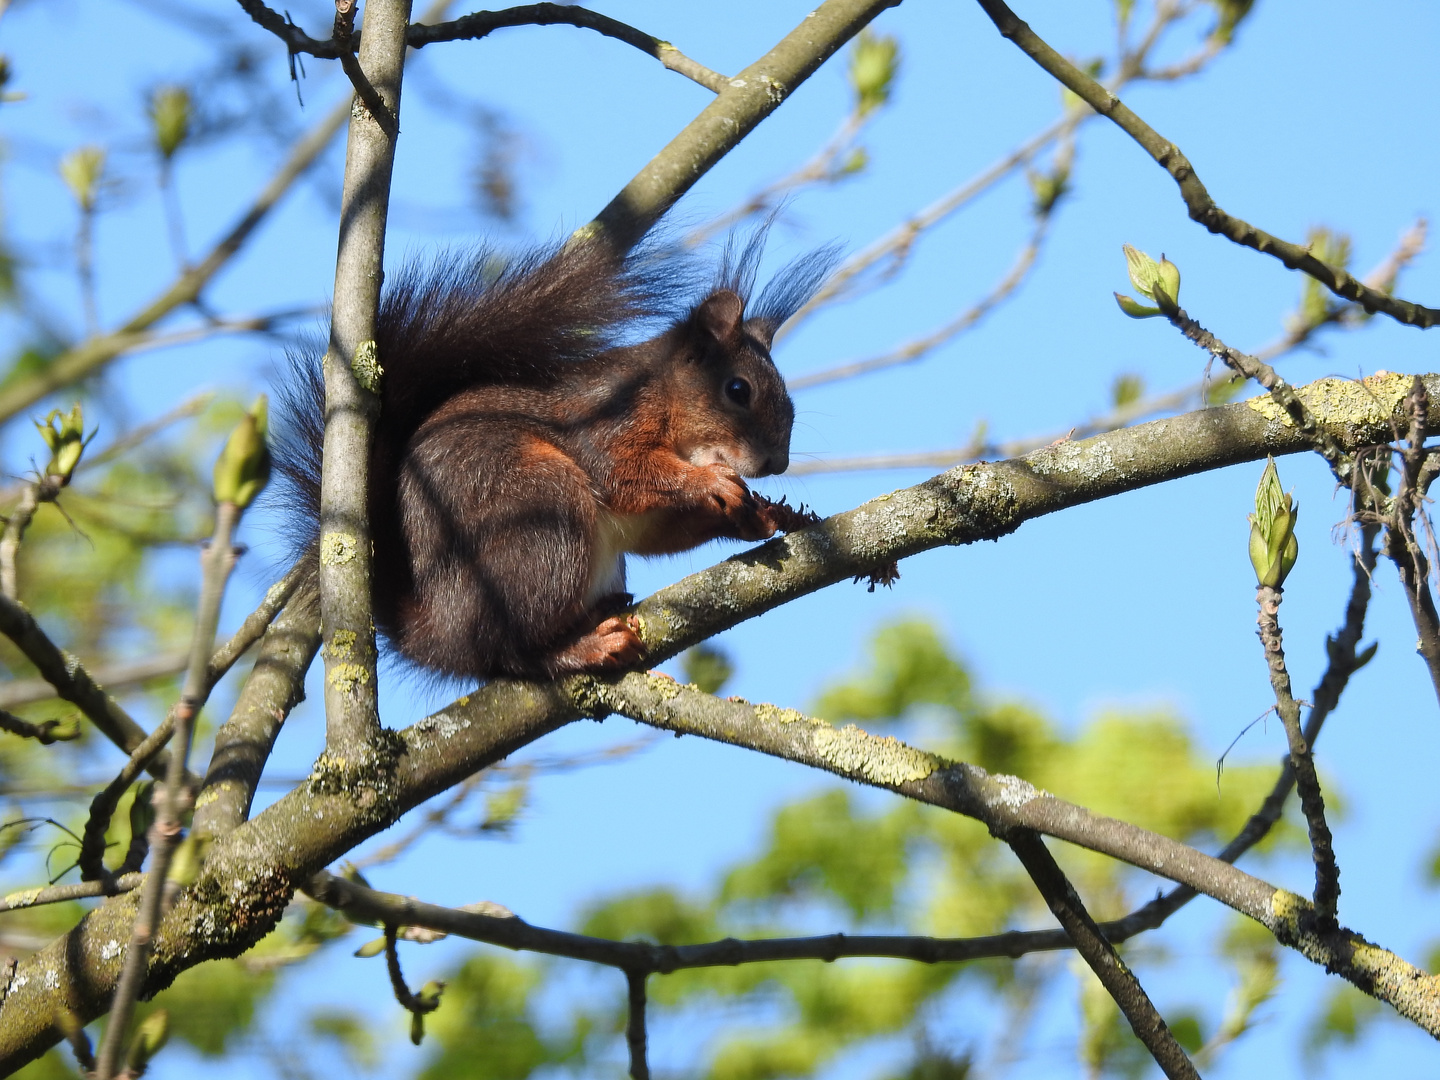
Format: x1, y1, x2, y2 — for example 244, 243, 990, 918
317, 0, 411, 757
973, 0, 1440, 329
5, 374, 1439, 1071
589, 675, 1440, 1036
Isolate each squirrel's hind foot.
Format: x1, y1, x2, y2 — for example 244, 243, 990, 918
547, 614, 645, 674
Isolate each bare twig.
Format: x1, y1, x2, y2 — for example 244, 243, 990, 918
1165, 305, 1354, 480
0, 706, 79, 744
790, 208, 1052, 390
239, 0, 730, 93
79, 719, 173, 882
0, 593, 165, 776
973, 0, 1440, 329
407, 4, 728, 93
1006, 829, 1200, 1079
95, 502, 242, 1079
333, 0, 397, 137
1380, 377, 1440, 703
1255, 584, 1340, 925
0, 90, 352, 423
625, 969, 649, 1080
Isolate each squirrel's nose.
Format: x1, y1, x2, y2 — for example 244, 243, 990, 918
765, 452, 788, 475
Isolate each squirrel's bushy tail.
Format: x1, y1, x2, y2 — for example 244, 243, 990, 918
269, 239, 685, 562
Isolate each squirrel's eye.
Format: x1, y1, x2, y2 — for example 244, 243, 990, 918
725, 377, 752, 407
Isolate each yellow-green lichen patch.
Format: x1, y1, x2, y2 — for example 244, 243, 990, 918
329, 662, 370, 694
753, 702, 813, 726
810, 723, 944, 786
193, 786, 221, 809
320, 532, 358, 566
2, 887, 42, 909
351, 340, 383, 393
1245, 372, 1413, 429
1270, 888, 1312, 929
330, 628, 358, 660
645, 672, 682, 702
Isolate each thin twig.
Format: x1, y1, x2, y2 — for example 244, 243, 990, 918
973, 0, 1440, 329
0, 88, 352, 424
78, 718, 174, 881
1166, 305, 1353, 480
0, 593, 164, 776
1255, 584, 1340, 925
333, 0, 397, 137
0, 708, 80, 745
625, 969, 649, 1080
94, 502, 241, 1079
790, 207, 1052, 390
0, 873, 143, 914
1006, 829, 1200, 1080
1381, 377, 1440, 703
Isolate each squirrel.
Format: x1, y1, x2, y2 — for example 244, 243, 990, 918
273, 231, 835, 680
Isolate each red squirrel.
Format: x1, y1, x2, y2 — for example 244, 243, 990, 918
274, 232, 833, 679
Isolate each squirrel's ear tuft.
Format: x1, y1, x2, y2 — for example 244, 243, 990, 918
696, 290, 745, 345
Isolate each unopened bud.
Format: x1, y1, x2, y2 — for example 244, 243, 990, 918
354, 936, 388, 958
60, 146, 106, 212
150, 86, 192, 161
212, 394, 271, 508
34, 404, 93, 485
1247, 455, 1299, 588
848, 30, 899, 117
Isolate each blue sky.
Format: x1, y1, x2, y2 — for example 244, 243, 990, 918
2, 0, 1439, 1075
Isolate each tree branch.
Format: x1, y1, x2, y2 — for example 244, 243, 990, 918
588, 675, 1440, 1036
316, 0, 411, 758
585, 0, 902, 251
973, 0, 1440, 329
407, 4, 728, 93
5, 374, 1440, 1070
0, 94, 351, 424
1006, 829, 1199, 1079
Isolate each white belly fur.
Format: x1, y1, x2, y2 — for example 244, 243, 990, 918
585, 509, 659, 606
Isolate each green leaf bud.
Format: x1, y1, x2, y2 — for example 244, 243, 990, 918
59, 146, 106, 212
416, 980, 446, 1008
212, 394, 271, 508
847, 30, 899, 117
126, 1009, 170, 1075
150, 86, 191, 161
410, 1013, 426, 1046
33, 403, 94, 485
1154, 255, 1181, 313
1123, 243, 1160, 296
1114, 292, 1162, 319
1247, 456, 1299, 587
354, 936, 388, 958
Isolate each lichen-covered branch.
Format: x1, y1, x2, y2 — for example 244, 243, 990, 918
316, 0, 411, 758
587, 674, 1440, 1037
973, 0, 1440, 329
586, 0, 902, 251
1006, 829, 1199, 1080
193, 594, 321, 836
4, 374, 1439, 1071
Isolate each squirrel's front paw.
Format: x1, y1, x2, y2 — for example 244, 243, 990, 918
696, 464, 774, 541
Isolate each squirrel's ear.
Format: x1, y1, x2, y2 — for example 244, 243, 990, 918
696, 290, 745, 345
